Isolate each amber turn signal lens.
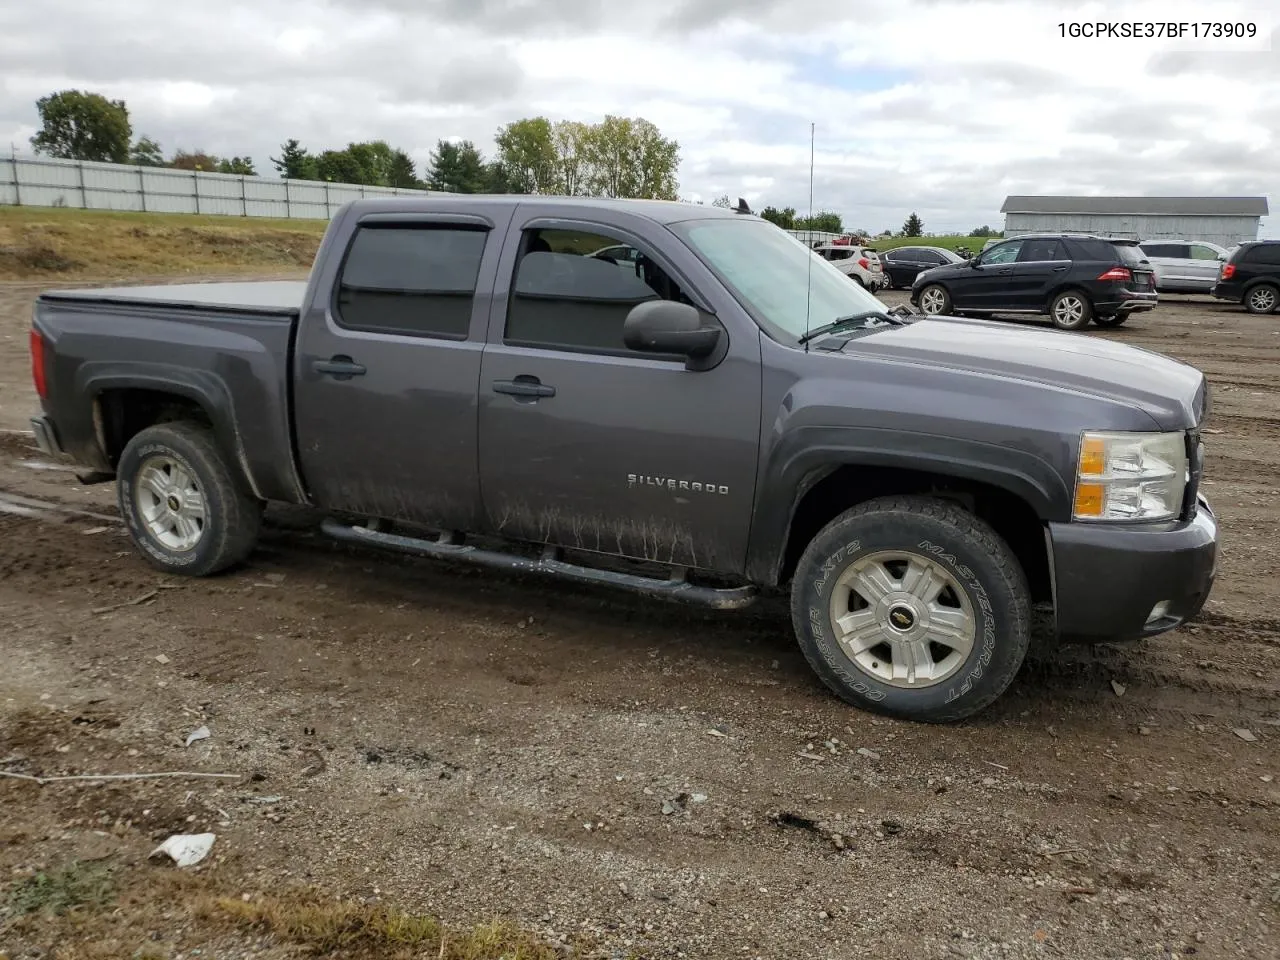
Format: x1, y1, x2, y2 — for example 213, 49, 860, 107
1078, 436, 1107, 476
1074, 482, 1106, 517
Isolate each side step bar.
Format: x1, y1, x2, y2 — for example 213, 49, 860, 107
320, 519, 758, 610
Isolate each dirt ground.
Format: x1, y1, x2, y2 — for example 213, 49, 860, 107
1, 278, 1278, 960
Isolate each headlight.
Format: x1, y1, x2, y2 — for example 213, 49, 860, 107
1073, 431, 1188, 522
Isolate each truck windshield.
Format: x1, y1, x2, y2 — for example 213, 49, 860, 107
671, 218, 887, 343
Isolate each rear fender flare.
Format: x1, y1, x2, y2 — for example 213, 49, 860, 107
78, 364, 258, 497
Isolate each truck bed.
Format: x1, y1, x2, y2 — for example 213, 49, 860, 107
37, 280, 307, 316
32, 281, 306, 505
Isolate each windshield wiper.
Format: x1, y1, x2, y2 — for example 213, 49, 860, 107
798, 309, 908, 345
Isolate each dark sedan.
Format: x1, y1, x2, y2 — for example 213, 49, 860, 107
879, 245, 964, 289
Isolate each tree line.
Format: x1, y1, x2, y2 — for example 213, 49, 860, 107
27, 89, 681, 200
30, 91, 259, 175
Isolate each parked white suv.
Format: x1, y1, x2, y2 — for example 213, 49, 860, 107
814, 243, 887, 290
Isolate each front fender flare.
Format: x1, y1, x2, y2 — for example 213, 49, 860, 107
745, 427, 1071, 585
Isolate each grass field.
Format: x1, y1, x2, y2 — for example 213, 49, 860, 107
0, 206, 326, 280
0, 205, 1001, 281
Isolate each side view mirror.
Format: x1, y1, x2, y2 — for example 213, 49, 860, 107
969, 258, 982, 268
624, 300, 721, 360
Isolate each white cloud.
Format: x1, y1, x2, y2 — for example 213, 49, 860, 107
1, 0, 1275, 236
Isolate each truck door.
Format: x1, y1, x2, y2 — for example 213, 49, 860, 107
476, 214, 763, 576
293, 207, 513, 529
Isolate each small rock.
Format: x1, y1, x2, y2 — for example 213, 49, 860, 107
154, 654, 171, 664
264, 572, 286, 583
661, 800, 677, 815
691, 793, 708, 804
1138, 726, 1151, 736
642, 787, 654, 796
1261, 775, 1274, 783
1233, 728, 1258, 742
818, 910, 830, 920
856, 747, 880, 760
1111, 680, 1126, 697
831, 834, 846, 851
706, 728, 727, 738
797, 751, 825, 762
982, 777, 997, 787
881, 819, 903, 835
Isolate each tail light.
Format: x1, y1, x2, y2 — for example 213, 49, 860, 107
1220, 263, 1235, 280
858, 257, 870, 269
1097, 267, 1132, 282
30, 330, 48, 399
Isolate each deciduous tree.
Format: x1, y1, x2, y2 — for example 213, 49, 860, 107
30, 90, 132, 163
760, 206, 796, 228
494, 117, 558, 194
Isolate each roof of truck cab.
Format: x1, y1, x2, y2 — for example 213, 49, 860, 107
342, 195, 761, 225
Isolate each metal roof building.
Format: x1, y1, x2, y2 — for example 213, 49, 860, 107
1000, 196, 1268, 247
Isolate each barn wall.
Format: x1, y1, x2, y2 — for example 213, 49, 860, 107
1002, 212, 1260, 247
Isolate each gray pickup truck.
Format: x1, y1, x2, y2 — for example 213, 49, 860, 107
28, 196, 1218, 722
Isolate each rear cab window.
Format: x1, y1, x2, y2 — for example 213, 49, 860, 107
335, 224, 488, 339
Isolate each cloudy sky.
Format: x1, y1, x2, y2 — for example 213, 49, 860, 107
1, 0, 1276, 235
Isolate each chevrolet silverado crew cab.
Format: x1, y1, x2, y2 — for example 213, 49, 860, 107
28, 197, 1218, 723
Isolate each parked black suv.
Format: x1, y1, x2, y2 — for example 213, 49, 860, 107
910, 234, 1158, 330
1211, 240, 1280, 314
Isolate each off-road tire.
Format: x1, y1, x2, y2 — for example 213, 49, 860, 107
789, 495, 1032, 723
117, 422, 262, 577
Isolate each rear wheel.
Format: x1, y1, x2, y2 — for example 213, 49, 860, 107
1093, 310, 1130, 327
1245, 283, 1279, 314
789, 496, 1032, 723
117, 422, 262, 577
918, 284, 951, 316
1049, 290, 1092, 330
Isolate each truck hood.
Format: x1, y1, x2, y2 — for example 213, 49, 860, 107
844, 315, 1208, 430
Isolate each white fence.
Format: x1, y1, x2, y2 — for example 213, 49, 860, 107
786, 229, 848, 247
0, 155, 445, 220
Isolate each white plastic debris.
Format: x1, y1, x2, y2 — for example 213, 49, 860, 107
150, 833, 215, 867
184, 725, 211, 747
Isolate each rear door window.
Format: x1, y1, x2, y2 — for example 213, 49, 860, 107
1190, 244, 1222, 260
1016, 238, 1064, 262
336, 224, 488, 339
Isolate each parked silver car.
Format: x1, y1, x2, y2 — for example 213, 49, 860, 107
1137, 240, 1230, 294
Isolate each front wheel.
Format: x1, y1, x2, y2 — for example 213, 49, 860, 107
1093, 310, 1130, 327
789, 496, 1032, 723
117, 422, 263, 577
918, 284, 951, 315
1049, 290, 1092, 330
1245, 283, 1279, 314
